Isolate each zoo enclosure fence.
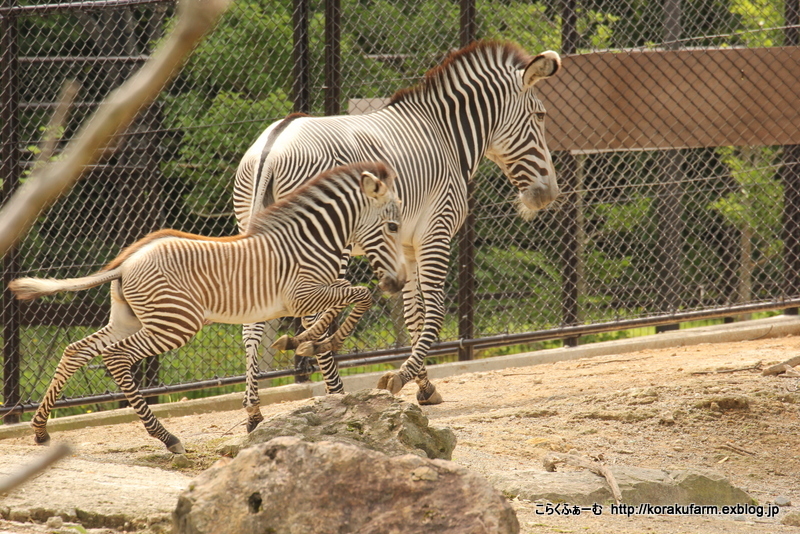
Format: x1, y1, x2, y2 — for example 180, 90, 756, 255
1, 0, 800, 421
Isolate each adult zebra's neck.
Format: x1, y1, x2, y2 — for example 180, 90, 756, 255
388, 42, 527, 182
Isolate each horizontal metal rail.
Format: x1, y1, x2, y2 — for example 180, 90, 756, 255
2, 297, 797, 418
19, 55, 149, 63
0, 0, 170, 15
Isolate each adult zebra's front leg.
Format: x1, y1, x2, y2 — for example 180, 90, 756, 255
377, 241, 445, 405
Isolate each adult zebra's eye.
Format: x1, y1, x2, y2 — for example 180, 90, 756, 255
534, 112, 546, 123
387, 222, 399, 233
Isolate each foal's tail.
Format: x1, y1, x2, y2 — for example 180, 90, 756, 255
8, 267, 123, 300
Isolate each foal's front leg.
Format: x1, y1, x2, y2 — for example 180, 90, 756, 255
295, 285, 373, 357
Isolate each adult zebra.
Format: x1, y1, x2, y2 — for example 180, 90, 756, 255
235, 40, 561, 412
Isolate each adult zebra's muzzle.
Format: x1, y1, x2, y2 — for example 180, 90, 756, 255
520, 180, 560, 212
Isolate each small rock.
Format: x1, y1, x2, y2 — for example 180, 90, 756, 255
774, 495, 792, 507
782, 511, 800, 527
171, 454, 193, 469
242, 389, 456, 460
215, 438, 244, 458
710, 401, 722, 412
659, 413, 676, 425
732, 514, 746, 521
46, 516, 64, 529
8, 509, 30, 523
410, 466, 439, 481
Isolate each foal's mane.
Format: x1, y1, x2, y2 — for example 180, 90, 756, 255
246, 161, 391, 234
101, 162, 390, 272
388, 40, 532, 106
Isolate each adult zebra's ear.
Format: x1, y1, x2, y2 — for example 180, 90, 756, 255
361, 171, 389, 199
522, 51, 561, 88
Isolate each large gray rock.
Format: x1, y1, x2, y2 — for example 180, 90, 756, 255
174, 437, 519, 534
490, 466, 756, 506
241, 389, 456, 460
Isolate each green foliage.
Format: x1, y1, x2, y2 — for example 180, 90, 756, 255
728, 0, 783, 46
709, 147, 782, 259
162, 90, 293, 217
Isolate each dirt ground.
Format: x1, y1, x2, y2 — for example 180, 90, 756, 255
1, 334, 800, 533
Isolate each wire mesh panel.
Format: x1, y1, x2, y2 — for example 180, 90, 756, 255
1, 0, 799, 417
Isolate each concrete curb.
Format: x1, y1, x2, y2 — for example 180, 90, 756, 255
1, 315, 797, 441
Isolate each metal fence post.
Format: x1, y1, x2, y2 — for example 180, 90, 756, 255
456, 0, 476, 361
324, 0, 340, 117
292, 0, 309, 114
559, 0, 581, 347
655, 0, 684, 332
783, 0, 800, 314
1, 0, 21, 424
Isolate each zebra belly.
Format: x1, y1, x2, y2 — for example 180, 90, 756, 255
204, 303, 290, 325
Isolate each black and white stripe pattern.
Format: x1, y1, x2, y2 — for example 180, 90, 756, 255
234, 40, 562, 405
9, 162, 404, 452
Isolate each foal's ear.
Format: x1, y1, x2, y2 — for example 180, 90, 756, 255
522, 50, 561, 88
361, 171, 389, 199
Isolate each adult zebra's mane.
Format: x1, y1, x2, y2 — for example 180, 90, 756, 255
388, 40, 532, 106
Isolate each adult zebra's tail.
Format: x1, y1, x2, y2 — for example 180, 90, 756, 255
9, 267, 122, 300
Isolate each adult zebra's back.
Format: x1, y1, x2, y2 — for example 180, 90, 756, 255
235, 40, 562, 407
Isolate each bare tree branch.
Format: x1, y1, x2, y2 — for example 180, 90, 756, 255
0, 0, 231, 257
0, 443, 72, 494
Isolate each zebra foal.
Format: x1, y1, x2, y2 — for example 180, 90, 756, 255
9, 162, 404, 453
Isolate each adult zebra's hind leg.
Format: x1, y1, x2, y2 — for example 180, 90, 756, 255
243, 321, 266, 433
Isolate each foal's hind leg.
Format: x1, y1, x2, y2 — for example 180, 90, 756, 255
33, 292, 141, 446
243, 321, 266, 432
33, 324, 132, 445
102, 326, 195, 453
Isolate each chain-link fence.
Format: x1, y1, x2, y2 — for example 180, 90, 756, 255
2, 0, 799, 420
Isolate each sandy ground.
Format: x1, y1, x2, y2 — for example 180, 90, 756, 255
1, 334, 799, 533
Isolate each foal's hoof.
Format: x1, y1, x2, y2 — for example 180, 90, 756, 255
271, 335, 295, 351
417, 387, 444, 405
377, 371, 406, 394
33, 432, 51, 446
165, 434, 186, 455
296, 341, 316, 358
246, 416, 264, 434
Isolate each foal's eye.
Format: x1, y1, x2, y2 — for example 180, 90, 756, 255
534, 112, 546, 123
387, 222, 399, 233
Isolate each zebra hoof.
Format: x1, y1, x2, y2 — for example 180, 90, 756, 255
246, 415, 263, 433
377, 371, 405, 394
296, 341, 316, 358
417, 387, 443, 405
165, 434, 186, 454
33, 432, 51, 446
271, 335, 293, 351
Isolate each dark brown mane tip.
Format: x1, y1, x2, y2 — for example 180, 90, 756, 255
388, 40, 531, 106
